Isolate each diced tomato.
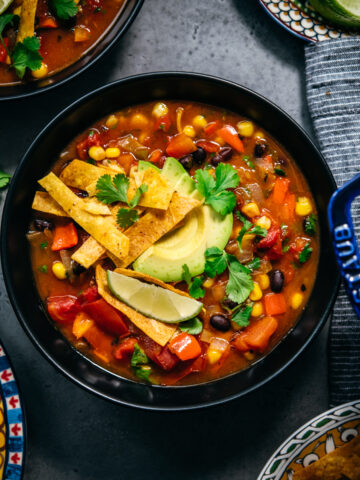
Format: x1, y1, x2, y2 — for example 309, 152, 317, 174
38, 16, 59, 29
282, 264, 295, 284
272, 177, 290, 204
0, 38, 9, 63
153, 345, 179, 371
196, 140, 220, 153
51, 222, 78, 251
265, 237, 283, 261
264, 293, 287, 316
154, 113, 171, 132
232, 316, 278, 353
114, 337, 138, 360
204, 121, 220, 136
169, 333, 201, 361
47, 296, 80, 324
166, 133, 196, 158
216, 125, 244, 153
76, 131, 101, 159
76, 286, 100, 306
148, 149, 163, 164
257, 225, 280, 250
83, 299, 129, 336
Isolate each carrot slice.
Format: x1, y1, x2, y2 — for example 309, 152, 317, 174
272, 177, 290, 204
233, 316, 278, 353
169, 332, 201, 361
166, 133, 196, 158
216, 125, 244, 153
264, 293, 287, 316
51, 222, 78, 251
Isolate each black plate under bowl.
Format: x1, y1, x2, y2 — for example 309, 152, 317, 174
1, 72, 340, 410
0, 0, 143, 101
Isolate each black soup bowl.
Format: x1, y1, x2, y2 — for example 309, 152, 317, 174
1, 72, 340, 410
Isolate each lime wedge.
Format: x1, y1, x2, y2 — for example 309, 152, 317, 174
107, 270, 203, 323
310, 0, 360, 28
0, 0, 14, 15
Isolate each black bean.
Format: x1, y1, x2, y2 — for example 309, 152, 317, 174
74, 190, 89, 198
254, 143, 267, 158
34, 218, 53, 231
301, 284, 306, 292
73, 262, 86, 275
179, 155, 193, 170
211, 147, 233, 166
270, 269, 284, 293
223, 298, 238, 310
210, 314, 231, 332
191, 147, 206, 165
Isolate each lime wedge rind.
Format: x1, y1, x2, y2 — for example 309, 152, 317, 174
107, 270, 203, 323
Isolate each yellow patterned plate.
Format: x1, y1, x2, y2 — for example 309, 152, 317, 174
258, 400, 360, 479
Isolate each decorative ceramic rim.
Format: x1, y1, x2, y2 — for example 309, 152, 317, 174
258, 0, 360, 43
257, 400, 360, 479
0, 342, 25, 480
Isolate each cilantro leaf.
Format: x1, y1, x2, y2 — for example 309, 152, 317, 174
194, 169, 215, 198
207, 190, 237, 216
0, 13, 16, 37
11, 36, 42, 79
232, 303, 253, 328
133, 365, 152, 382
38, 265, 48, 273
181, 264, 192, 285
181, 265, 205, 299
0, 171, 11, 189
214, 163, 240, 191
299, 243, 313, 264
96, 174, 147, 210
204, 247, 228, 278
116, 208, 139, 228
131, 344, 148, 367
179, 318, 203, 335
274, 167, 286, 177
52, 0, 78, 19
236, 212, 267, 250
129, 183, 148, 208
246, 257, 260, 272
40, 241, 48, 250
226, 255, 254, 304
304, 214, 317, 237
243, 155, 255, 169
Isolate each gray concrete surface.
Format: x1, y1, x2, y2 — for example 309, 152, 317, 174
0, 1, 329, 478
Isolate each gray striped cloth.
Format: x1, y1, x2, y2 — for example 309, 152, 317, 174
305, 38, 360, 406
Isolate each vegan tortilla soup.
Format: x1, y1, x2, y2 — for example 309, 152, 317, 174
28, 101, 319, 386
0, 0, 125, 84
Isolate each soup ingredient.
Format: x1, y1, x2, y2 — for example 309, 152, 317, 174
304, 214, 317, 236
181, 265, 205, 299
32, 192, 69, 217
216, 125, 244, 153
130, 344, 153, 382
236, 212, 267, 249
207, 337, 230, 365
52, 261, 67, 280
269, 269, 284, 293
232, 304, 253, 327
211, 147, 233, 166
166, 133, 197, 158
83, 299, 129, 336
299, 243, 313, 264
309, 0, 360, 28
52, 0, 78, 20
11, 36, 42, 79
210, 314, 231, 332
51, 222, 78, 252
160, 156, 197, 195
0, 169, 11, 189
96, 173, 147, 208
295, 196, 312, 216
168, 333, 201, 361
232, 316, 278, 353
47, 295, 79, 324
264, 293, 287, 316
192, 147, 206, 165
179, 317, 203, 335
107, 270, 203, 323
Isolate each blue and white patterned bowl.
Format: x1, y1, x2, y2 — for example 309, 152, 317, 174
259, 0, 360, 42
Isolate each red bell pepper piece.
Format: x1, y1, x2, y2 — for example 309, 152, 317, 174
0, 38, 9, 63
257, 225, 280, 250
114, 337, 138, 360
47, 295, 80, 324
51, 222, 78, 251
148, 149, 163, 164
76, 131, 101, 159
196, 140, 220, 153
153, 345, 179, 371
216, 125, 244, 153
204, 121, 220, 136
76, 286, 100, 306
154, 113, 171, 132
169, 332, 201, 361
166, 133, 197, 158
82, 299, 129, 336
265, 237, 283, 261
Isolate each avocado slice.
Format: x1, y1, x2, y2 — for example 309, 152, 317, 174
138, 160, 161, 173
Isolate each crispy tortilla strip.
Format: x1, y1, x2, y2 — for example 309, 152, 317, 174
96, 265, 176, 346
39, 172, 129, 259
71, 237, 106, 269
293, 436, 360, 480
117, 192, 202, 268
59, 160, 117, 192
82, 198, 111, 215
114, 268, 190, 298
17, 0, 38, 42
32, 191, 69, 217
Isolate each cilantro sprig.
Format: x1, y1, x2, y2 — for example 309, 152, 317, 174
304, 214, 317, 237
204, 247, 254, 304
194, 163, 240, 216
179, 317, 203, 335
182, 264, 205, 299
11, 36, 42, 79
232, 303, 253, 328
52, 0, 78, 19
299, 243, 313, 264
236, 212, 267, 250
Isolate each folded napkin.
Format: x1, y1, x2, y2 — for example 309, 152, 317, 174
305, 38, 360, 406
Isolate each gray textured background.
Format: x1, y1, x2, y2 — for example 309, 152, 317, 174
0, 1, 329, 478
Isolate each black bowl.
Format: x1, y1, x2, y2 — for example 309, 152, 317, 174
1, 72, 340, 410
0, 0, 143, 101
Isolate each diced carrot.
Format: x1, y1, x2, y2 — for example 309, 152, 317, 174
148, 149, 163, 163
72, 312, 94, 339
232, 316, 278, 353
51, 222, 78, 251
38, 16, 59, 29
204, 121, 220, 136
272, 177, 290, 204
83, 324, 114, 363
216, 125, 244, 153
196, 140, 220, 153
282, 193, 296, 221
74, 26, 91, 42
114, 337, 138, 360
117, 153, 134, 174
169, 332, 201, 361
264, 293, 287, 316
166, 133, 197, 158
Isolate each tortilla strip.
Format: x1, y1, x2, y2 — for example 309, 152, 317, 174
39, 172, 129, 259
117, 192, 202, 268
61, 160, 173, 210
17, 0, 38, 42
32, 191, 69, 217
96, 265, 176, 346
71, 237, 106, 269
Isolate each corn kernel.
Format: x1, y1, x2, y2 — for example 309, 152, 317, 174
242, 202, 260, 218
106, 115, 118, 129
203, 277, 215, 289
183, 125, 196, 138
32, 62, 48, 79
251, 302, 263, 317
52, 262, 67, 280
152, 102, 168, 118
88, 146, 106, 161
192, 114, 207, 130
255, 215, 271, 230
130, 113, 149, 130
237, 120, 254, 137
254, 130, 265, 140
5, 55, 10, 65
105, 147, 120, 158
291, 293, 304, 310
296, 197, 313, 216
243, 351, 255, 361
207, 348, 222, 365
13, 5, 21, 15
214, 136, 225, 146
257, 274, 270, 290
250, 282, 263, 301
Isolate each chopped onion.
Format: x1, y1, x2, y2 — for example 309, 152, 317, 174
248, 183, 264, 203
209, 337, 229, 353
